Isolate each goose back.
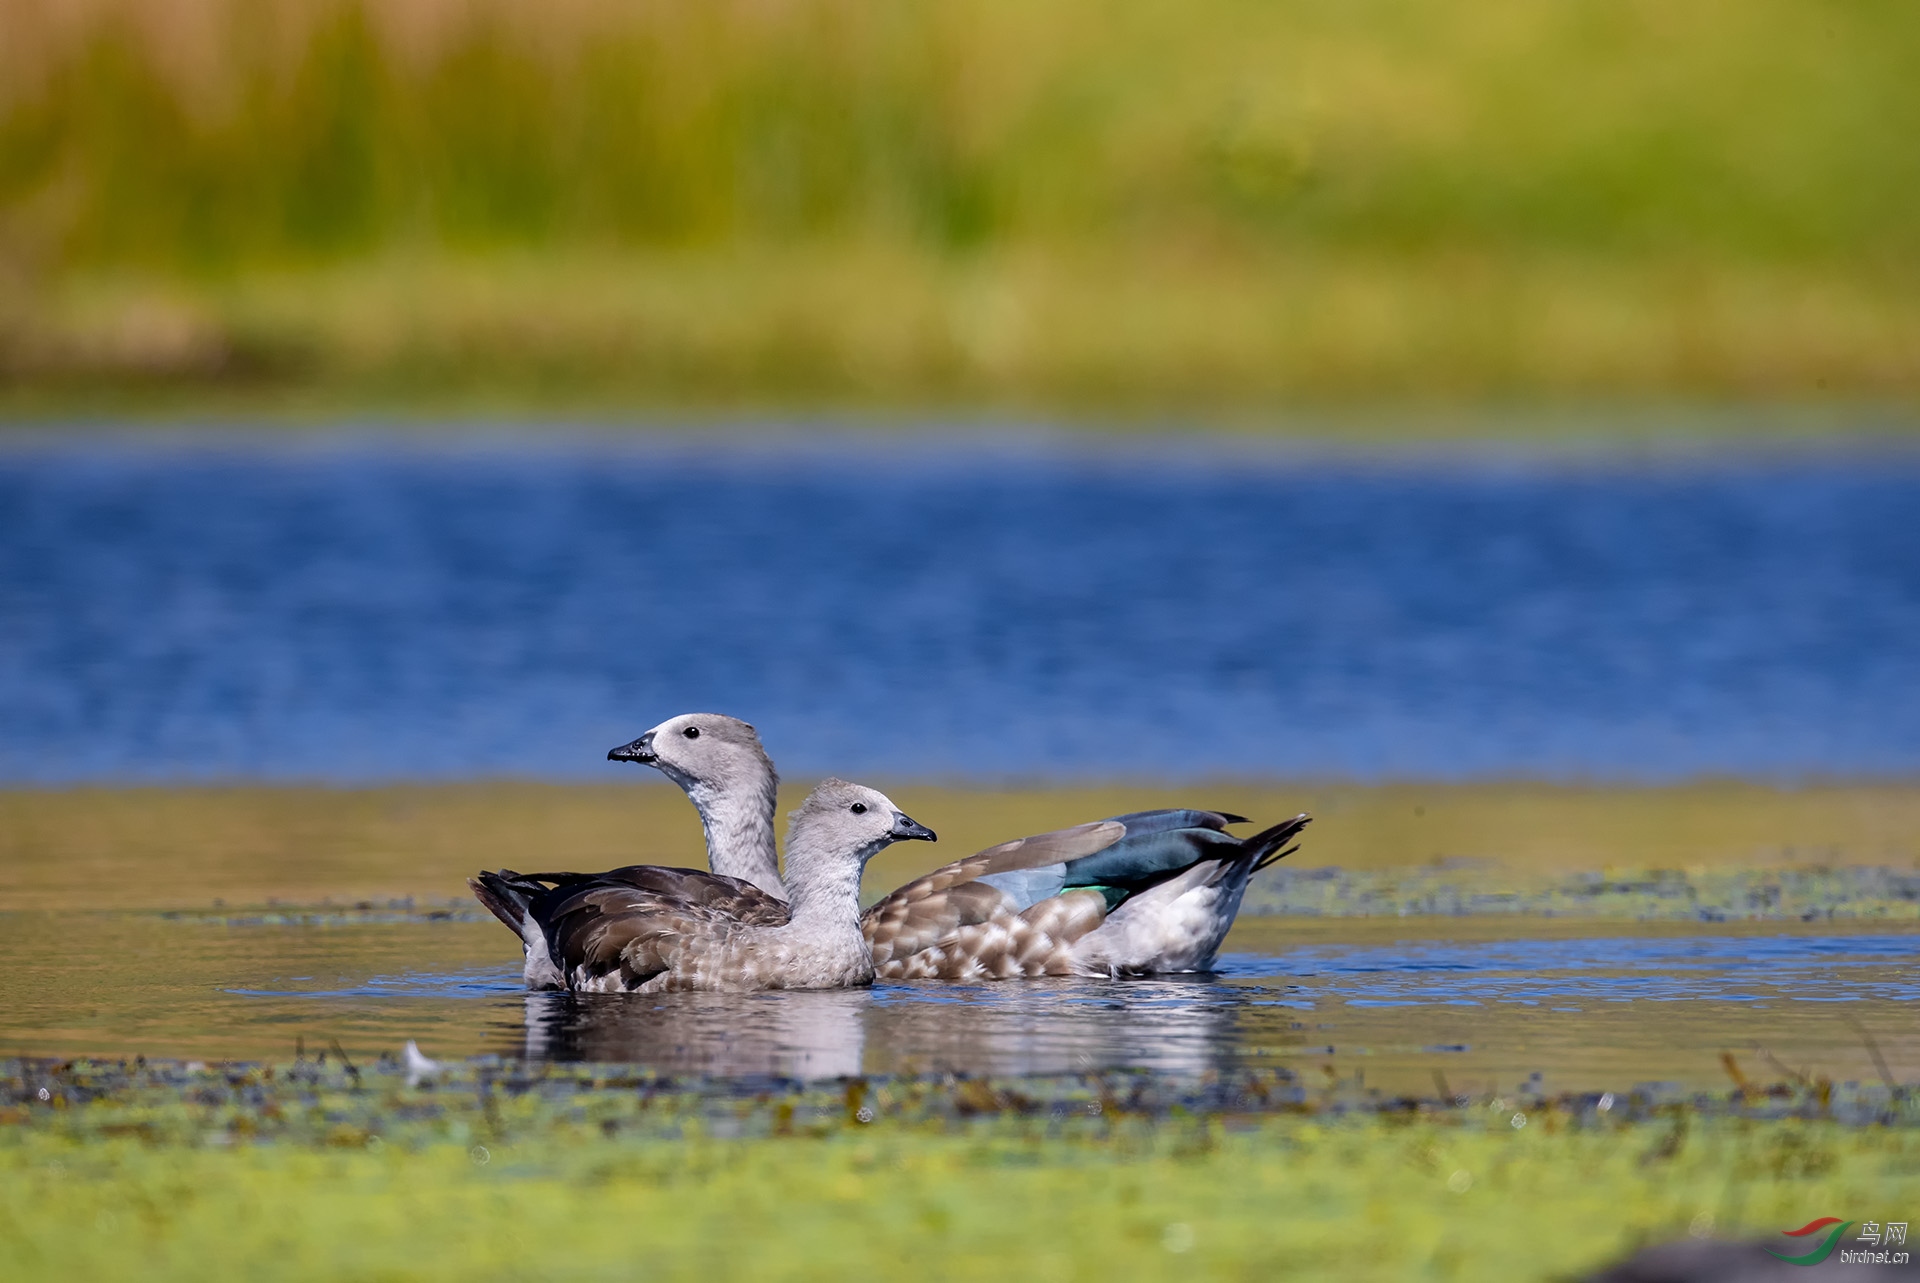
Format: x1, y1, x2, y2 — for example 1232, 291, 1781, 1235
1075, 814, 1311, 975
863, 821, 1124, 973
863, 811, 1310, 980
470, 865, 785, 990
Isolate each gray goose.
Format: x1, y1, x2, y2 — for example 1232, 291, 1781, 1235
602, 713, 1310, 980
473, 780, 934, 994
470, 715, 789, 989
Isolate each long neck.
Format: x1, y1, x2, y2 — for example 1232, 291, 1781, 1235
687, 773, 784, 901
781, 833, 874, 935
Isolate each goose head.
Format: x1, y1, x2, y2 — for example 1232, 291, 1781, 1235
785, 778, 936, 872
608, 713, 774, 794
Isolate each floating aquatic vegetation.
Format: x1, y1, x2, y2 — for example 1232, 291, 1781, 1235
3, 1050, 1916, 1149
0, 1055, 1915, 1283
1246, 863, 1920, 922
118, 860, 1920, 930
155, 899, 489, 928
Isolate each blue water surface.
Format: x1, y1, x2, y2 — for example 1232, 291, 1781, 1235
2, 437, 1917, 781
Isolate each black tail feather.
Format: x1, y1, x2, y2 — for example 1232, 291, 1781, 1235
468, 869, 547, 933
1254, 842, 1303, 874
1244, 813, 1311, 874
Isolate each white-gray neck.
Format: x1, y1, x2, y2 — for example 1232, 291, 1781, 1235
685, 773, 785, 901
775, 828, 883, 977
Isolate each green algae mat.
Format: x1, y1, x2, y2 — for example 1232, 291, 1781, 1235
4, 1057, 1918, 1282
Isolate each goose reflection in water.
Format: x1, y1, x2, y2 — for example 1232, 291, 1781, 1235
521, 988, 873, 1078
514, 977, 1293, 1078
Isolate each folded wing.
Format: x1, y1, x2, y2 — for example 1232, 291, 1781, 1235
862, 810, 1309, 980
472, 865, 786, 990
862, 821, 1125, 971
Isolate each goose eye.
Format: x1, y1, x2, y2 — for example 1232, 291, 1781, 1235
850, 802, 867, 814
683, 726, 700, 739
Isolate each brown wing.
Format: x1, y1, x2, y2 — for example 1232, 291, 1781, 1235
862, 821, 1124, 968
594, 866, 789, 923
523, 865, 788, 924
602, 910, 706, 992
536, 867, 784, 988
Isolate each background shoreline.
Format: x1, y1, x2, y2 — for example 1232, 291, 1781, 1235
5, 412, 1920, 452
6, 780, 1914, 911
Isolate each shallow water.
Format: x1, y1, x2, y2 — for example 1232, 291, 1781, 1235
4, 438, 1917, 1098
4, 440, 1919, 781
5, 911, 1912, 1094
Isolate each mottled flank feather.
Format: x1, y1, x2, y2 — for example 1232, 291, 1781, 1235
882, 888, 1113, 981
576, 913, 875, 994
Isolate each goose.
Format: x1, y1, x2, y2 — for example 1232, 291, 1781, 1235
470, 716, 788, 988
603, 713, 1310, 979
472, 779, 935, 994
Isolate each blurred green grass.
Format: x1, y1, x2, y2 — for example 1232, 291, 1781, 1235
3, 0, 1918, 418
